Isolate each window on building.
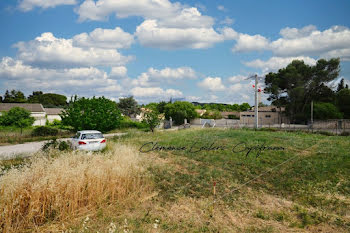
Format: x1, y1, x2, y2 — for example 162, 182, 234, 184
265, 115, 271, 118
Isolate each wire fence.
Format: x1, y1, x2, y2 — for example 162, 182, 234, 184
189, 118, 350, 135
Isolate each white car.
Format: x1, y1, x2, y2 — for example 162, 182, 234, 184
71, 130, 106, 151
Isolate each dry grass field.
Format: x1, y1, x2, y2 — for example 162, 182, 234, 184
0, 128, 349, 232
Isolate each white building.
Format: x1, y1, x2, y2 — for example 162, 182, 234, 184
0, 103, 64, 126
44, 108, 63, 122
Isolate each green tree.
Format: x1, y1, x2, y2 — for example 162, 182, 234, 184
61, 96, 122, 132
118, 96, 140, 117
265, 58, 340, 123
239, 103, 251, 111
2, 90, 26, 103
164, 101, 197, 125
336, 88, 350, 118
0, 107, 35, 134
28, 91, 67, 107
142, 108, 161, 132
157, 101, 167, 113
312, 102, 343, 120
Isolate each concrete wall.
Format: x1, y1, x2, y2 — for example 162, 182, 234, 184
31, 112, 46, 126
47, 114, 61, 122
312, 119, 350, 129
240, 111, 290, 125
190, 118, 240, 126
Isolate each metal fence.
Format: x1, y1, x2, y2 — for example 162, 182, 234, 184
189, 118, 350, 134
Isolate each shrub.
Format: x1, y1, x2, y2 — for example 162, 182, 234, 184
142, 108, 161, 132
313, 102, 343, 120
42, 139, 70, 151
164, 101, 197, 125
119, 117, 148, 129
61, 96, 122, 133
32, 126, 59, 137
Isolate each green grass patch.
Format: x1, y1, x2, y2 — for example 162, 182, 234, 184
114, 128, 350, 230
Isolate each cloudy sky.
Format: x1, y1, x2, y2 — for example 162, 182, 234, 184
0, 0, 349, 104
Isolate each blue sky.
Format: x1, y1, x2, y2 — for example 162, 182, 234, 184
1, 0, 349, 104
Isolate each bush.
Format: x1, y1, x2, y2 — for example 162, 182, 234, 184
61, 96, 122, 133
142, 108, 161, 132
42, 139, 71, 151
164, 101, 197, 125
119, 117, 148, 129
32, 126, 59, 137
313, 102, 343, 120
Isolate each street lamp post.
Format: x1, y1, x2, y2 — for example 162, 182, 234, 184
254, 75, 259, 129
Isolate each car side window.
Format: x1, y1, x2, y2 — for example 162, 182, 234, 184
81, 134, 86, 140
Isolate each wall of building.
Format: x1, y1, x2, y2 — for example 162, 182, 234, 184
47, 115, 62, 122
31, 112, 46, 126
240, 112, 290, 125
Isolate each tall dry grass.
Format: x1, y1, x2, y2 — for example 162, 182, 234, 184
0, 143, 153, 232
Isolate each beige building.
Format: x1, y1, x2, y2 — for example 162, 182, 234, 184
0, 103, 64, 126
0, 103, 46, 126
240, 106, 290, 125
220, 111, 240, 119
44, 108, 64, 122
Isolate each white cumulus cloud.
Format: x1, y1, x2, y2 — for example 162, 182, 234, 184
233, 33, 270, 52
72, 27, 134, 49
131, 66, 197, 86
18, 0, 77, 11
131, 87, 183, 99
135, 19, 224, 49
198, 77, 226, 91
244, 56, 317, 72
14, 32, 132, 68
0, 57, 123, 95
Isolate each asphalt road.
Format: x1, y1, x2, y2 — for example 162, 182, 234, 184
0, 133, 127, 160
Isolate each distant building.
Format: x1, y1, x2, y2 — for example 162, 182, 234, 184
220, 111, 240, 119
44, 108, 64, 122
240, 105, 290, 125
0, 103, 64, 126
195, 109, 207, 116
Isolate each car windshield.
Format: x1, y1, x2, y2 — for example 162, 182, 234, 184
81, 133, 103, 140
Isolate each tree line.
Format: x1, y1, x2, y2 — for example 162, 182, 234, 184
264, 58, 350, 123
0, 90, 67, 107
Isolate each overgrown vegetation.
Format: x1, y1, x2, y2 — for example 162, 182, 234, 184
1, 128, 349, 232
0, 126, 73, 146
31, 126, 59, 136
61, 96, 122, 133
0, 143, 153, 232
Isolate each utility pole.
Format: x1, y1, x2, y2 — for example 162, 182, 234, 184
311, 101, 313, 131
254, 74, 259, 129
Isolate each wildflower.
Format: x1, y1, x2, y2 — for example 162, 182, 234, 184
108, 222, 117, 233
153, 219, 160, 229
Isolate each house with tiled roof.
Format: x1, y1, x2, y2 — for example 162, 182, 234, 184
0, 103, 64, 126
